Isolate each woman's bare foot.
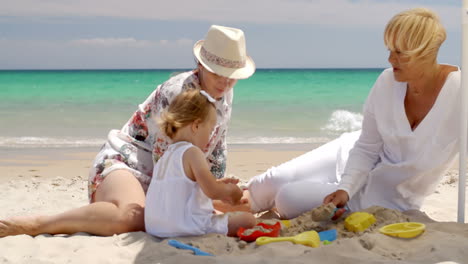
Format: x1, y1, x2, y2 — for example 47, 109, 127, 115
0, 216, 43, 237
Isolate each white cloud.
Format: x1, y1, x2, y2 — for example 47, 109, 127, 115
0, 0, 460, 29
176, 38, 194, 46
0, 38, 195, 69
70, 38, 151, 47
69, 37, 193, 47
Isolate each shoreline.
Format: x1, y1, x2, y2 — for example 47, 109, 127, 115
0, 143, 466, 222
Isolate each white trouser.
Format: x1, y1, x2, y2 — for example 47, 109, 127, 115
246, 131, 361, 219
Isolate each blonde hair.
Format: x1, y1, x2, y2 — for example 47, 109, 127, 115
159, 89, 215, 139
384, 8, 446, 64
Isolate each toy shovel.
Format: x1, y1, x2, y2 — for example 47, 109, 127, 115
255, 230, 320, 248
167, 239, 214, 256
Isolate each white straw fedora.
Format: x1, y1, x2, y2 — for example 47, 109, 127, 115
193, 25, 255, 80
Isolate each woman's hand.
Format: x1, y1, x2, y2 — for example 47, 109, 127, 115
323, 190, 349, 208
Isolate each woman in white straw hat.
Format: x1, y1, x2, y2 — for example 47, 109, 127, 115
0, 25, 255, 237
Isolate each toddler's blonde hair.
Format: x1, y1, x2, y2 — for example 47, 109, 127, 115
384, 8, 446, 64
159, 89, 215, 139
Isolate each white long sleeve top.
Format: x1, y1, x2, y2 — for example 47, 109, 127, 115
338, 67, 461, 211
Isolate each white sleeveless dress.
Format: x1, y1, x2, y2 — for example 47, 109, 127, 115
145, 141, 228, 237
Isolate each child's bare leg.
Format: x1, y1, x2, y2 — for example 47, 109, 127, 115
226, 212, 256, 237
0, 170, 145, 237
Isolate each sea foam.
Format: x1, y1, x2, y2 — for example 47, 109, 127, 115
322, 110, 363, 133
0, 137, 105, 148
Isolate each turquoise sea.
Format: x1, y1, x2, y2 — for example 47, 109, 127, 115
0, 69, 383, 148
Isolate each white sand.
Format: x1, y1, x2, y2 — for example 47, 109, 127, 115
1, 146, 468, 263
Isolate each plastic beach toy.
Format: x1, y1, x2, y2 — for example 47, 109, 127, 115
331, 207, 347, 221
379, 222, 426, 238
280, 220, 291, 228
318, 229, 337, 242
310, 203, 346, 221
237, 221, 281, 242
167, 239, 214, 256
256, 230, 320, 248
344, 212, 376, 232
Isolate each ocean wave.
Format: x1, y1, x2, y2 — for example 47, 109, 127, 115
0, 137, 106, 148
227, 136, 331, 144
321, 110, 363, 133
0, 136, 330, 148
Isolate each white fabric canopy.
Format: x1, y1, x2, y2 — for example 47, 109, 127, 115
458, 0, 468, 223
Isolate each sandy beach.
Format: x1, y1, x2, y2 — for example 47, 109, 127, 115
1, 145, 468, 264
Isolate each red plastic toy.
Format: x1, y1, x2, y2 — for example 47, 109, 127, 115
237, 221, 281, 242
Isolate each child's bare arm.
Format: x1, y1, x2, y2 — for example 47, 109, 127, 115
217, 177, 239, 185
185, 147, 242, 204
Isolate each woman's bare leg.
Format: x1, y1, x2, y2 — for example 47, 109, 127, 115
0, 170, 145, 237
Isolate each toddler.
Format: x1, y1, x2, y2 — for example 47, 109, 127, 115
145, 89, 256, 237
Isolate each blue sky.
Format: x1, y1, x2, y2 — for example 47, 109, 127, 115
0, 0, 462, 69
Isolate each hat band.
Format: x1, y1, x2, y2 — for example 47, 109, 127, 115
200, 47, 246, 69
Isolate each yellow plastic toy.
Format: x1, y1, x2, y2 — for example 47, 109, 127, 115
379, 222, 425, 238
256, 230, 320, 248
280, 220, 291, 228
344, 212, 376, 232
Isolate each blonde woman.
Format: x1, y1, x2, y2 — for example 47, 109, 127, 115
145, 89, 255, 237
245, 8, 461, 219
0, 25, 255, 237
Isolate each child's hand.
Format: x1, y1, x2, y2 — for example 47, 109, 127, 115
217, 177, 239, 185
222, 184, 243, 205
239, 197, 249, 204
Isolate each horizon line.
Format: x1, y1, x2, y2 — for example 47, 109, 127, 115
0, 67, 387, 71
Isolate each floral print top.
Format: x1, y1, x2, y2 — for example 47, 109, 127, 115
88, 70, 232, 199
128, 70, 232, 176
